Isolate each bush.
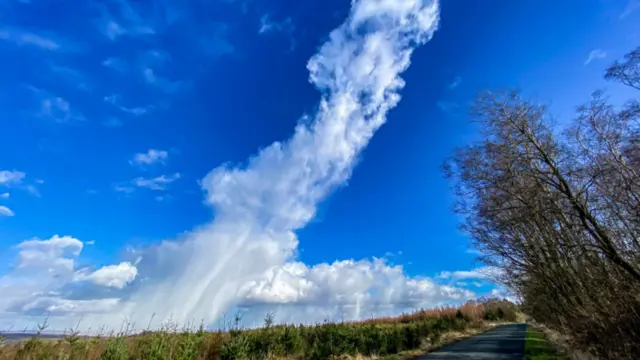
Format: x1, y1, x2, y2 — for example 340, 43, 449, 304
0, 300, 518, 360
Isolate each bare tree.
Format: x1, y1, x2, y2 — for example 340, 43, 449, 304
444, 46, 640, 359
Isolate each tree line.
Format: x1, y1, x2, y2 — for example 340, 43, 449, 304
445, 47, 640, 359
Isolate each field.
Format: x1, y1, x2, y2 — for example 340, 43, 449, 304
0, 299, 517, 360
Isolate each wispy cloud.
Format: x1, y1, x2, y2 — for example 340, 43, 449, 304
436, 266, 502, 282
0, 27, 61, 50
48, 63, 90, 91
104, 94, 152, 116
0, 205, 14, 217
25, 184, 41, 197
113, 184, 135, 194
584, 49, 607, 65
114, 173, 181, 194
447, 76, 461, 90
26, 86, 85, 123
258, 14, 296, 50
0, 170, 26, 186
102, 57, 128, 72
142, 68, 184, 93
259, 14, 294, 35
94, 0, 155, 41
437, 100, 459, 114
133, 173, 180, 191
40, 96, 84, 123
0, 170, 40, 197
620, 0, 640, 18
130, 149, 169, 167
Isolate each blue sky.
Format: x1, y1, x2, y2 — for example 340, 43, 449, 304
0, 0, 638, 331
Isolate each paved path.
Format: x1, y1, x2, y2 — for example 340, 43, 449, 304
421, 323, 527, 359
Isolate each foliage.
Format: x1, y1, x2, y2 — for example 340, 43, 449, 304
445, 46, 640, 359
0, 300, 515, 360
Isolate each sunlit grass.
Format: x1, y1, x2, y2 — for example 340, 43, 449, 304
0, 299, 518, 360
524, 328, 566, 360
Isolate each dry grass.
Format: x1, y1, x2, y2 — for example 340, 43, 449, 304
0, 299, 518, 360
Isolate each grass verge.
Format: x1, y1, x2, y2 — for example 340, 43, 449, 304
524, 327, 566, 360
0, 299, 518, 360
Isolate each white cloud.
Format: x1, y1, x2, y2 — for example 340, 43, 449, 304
0, 0, 443, 332
0, 235, 134, 324
0, 27, 60, 50
0, 205, 14, 216
436, 266, 501, 282
18, 298, 121, 316
74, 262, 138, 289
130, 149, 169, 166
133, 173, 180, 190
108, 0, 441, 329
16, 235, 83, 272
0, 193, 9, 199
584, 49, 607, 65
237, 259, 474, 324
0, 170, 25, 186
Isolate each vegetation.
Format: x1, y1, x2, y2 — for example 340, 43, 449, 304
524, 329, 565, 360
445, 46, 640, 359
0, 299, 517, 360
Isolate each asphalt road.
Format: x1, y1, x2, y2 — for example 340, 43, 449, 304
421, 323, 527, 360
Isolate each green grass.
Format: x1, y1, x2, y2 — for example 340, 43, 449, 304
524, 328, 566, 360
0, 299, 519, 360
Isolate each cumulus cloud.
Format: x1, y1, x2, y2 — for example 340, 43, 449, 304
109, 0, 441, 329
584, 49, 607, 65
236, 259, 474, 324
16, 235, 83, 272
130, 149, 169, 167
0, 235, 136, 324
0, 0, 445, 331
0, 205, 14, 216
74, 262, 138, 289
